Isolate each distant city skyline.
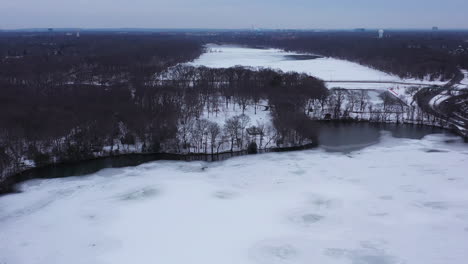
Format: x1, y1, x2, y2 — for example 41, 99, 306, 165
1, 0, 468, 30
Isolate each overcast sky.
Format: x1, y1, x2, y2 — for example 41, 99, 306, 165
1, 0, 468, 29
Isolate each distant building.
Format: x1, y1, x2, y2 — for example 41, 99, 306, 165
432, 26, 439, 31
378, 29, 384, 39
354, 28, 365, 32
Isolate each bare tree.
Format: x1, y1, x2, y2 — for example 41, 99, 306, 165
207, 121, 221, 155
329, 88, 346, 119
177, 116, 195, 150
255, 121, 265, 149
224, 116, 242, 152
238, 114, 251, 149
192, 119, 210, 153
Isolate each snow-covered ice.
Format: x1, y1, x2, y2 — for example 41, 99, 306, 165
188, 44, 447, 90
1, 133, 468, 264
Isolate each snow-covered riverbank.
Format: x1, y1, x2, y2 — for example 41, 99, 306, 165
1, 133, 467, 264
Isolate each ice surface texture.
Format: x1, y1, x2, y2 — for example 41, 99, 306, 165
188, 44, 446, 89
1, 133, 468, 264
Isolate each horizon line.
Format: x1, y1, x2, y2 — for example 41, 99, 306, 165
2, 27, 468, 32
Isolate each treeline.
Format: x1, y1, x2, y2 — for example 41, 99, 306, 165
205, 31, 468, 81
0, 33, 203, 87
0, 34, 200, 178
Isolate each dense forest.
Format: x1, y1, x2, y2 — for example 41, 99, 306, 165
0, 33, 329, 180
0, 34, 200, 178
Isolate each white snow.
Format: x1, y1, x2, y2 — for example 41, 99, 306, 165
1, 133, 468, 264
461, 70, 468, 85
188, 44, 447, 90
455, 69, 468, 89
328, 82, 424, 91
429, 93, 452, 108
201, 99, 271, 129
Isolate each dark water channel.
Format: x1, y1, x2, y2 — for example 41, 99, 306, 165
318, 122, 447, 152
1, 123, 453, 194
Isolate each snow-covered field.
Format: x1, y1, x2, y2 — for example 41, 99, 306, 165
188, 44, 447, 90
1, 133, 468, 264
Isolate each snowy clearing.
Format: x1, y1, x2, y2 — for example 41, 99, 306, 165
1, 133, 468, 264
188, 44, 447, 90
201, 99, 271, 129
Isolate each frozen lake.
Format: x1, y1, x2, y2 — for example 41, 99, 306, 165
188, 44, 446, 89
1, 133, 468, 264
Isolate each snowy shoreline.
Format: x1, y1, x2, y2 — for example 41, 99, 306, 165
1, 132, 467, 264
0, 140, 318, 196
1, 119, 460, 196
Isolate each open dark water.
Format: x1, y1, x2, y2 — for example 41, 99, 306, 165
283, 54, 322, 60
318, 122, 447, 152
1, 123, 453, 194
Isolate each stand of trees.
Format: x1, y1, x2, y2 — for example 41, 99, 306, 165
0, 34, 201, 179
0, 33, 328, 181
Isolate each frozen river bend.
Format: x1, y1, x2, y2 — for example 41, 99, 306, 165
1, 133, 468, 264
188, 44, 446, 89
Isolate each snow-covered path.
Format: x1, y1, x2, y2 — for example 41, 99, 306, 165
454, 69, 468, 89
1, 133, 468, 264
